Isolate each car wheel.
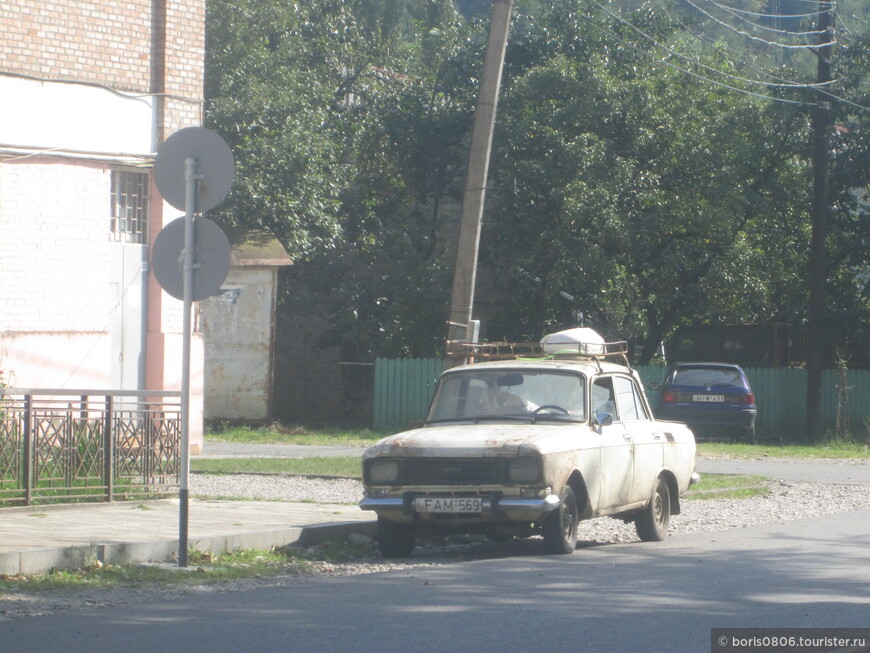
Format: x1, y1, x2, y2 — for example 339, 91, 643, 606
377, 516, 416, 558
542, 485, 579, 554
635, 477, 670, 542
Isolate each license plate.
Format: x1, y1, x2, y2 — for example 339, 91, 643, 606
693, 394, 724, 402
414, 497, 483, 513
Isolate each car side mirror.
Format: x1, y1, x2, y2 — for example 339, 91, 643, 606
593, 412, 614, 430
649, 382, 662, 390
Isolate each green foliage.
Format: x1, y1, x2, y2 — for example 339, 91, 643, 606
205, 0, 870, 367
205, 0, 349, 258
207, 0, 480, 358
823, 31, 870, 355
482, 3, 826, 360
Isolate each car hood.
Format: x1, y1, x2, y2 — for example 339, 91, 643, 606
362, 422, 588, 459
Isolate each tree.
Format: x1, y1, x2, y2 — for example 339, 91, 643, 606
482, 3, 811, 362
301, 3, 480, 359
822, 30, 870, 357
205, 0, 355, 258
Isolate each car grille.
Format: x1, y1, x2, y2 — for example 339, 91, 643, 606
399, 458, 505, 485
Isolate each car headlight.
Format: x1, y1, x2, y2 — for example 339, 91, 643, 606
366, 459, 399, 484
507, 457, 541, 484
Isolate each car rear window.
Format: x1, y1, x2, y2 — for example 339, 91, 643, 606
672, 367, 742, 386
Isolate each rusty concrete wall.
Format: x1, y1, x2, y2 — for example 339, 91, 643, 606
199, 267, 277, 422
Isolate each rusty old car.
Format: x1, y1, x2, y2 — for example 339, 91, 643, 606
360, 329, 699, 557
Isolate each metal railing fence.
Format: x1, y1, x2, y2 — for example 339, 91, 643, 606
0, 389, 181, 507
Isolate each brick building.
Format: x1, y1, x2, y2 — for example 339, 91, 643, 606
0, 0, 207, 449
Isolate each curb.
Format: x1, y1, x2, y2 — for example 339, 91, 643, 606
1, 520, 377, 576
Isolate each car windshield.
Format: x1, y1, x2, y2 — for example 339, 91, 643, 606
672, 367, 742, 387
427, 369, 586, 422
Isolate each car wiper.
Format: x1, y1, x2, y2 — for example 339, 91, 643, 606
470, 414, 533, 424
530, 414, 584, 424
424, 415, 532, 425
426, 413, 574, 425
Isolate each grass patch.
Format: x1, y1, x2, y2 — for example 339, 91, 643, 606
698, 441, 870, 461
0, 542, 378, 594
206, 424, 386, 447
684, 474, 770, 500
190, 456, 361, 478
207, 425, 870, 461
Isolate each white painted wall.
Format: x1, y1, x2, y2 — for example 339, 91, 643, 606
0, 332, 111, 389
0, 162, 114, 332
0, 75, 155, 154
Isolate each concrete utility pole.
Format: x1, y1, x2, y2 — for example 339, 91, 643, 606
806, 0, 834, 439
446, 0, 513, 346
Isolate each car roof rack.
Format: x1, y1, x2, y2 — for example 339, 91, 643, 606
445, 339, 632, 372
446, 340, 544, 361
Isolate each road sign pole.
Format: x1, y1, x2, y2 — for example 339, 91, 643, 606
179, 156, 198, 568
152, 127, 234, 569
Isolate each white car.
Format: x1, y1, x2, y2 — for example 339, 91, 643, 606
360, 330, 699, 557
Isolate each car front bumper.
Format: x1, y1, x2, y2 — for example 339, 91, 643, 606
359, 493, 560, 518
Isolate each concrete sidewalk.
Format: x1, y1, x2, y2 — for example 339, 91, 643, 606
0, 442, 374, 576
0, 498, 375, 576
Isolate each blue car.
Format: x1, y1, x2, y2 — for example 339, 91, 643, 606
655, 362, 757, 441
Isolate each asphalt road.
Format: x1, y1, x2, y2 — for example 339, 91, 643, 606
697, 458, 870, 486
3, 508, 869, 653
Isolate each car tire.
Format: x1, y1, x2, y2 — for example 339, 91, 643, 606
542, 485, 579, 554
377, 516, 416, 558
635, 477, 670, 542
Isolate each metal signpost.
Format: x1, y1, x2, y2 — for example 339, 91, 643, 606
153, 127, 234, 567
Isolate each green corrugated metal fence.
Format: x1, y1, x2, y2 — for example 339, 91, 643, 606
374, 359, 870, 439
373, 358, 446, 431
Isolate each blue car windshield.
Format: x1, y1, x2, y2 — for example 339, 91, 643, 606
672, 368, 742, 386
427, 369, 586, 422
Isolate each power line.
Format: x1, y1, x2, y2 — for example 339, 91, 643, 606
536, 0, 868, 112
684, 0, 839, 49
704, 0, 830, 21
650, 1, 870, 109
650, 0, 829, 86
589, 0, 836, 90
570, 0, 814, 106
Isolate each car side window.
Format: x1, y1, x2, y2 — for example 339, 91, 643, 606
614, 376, 649, 422
591, 377, 618, 421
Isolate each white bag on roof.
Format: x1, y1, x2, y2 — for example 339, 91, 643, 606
540, 328, 606, 355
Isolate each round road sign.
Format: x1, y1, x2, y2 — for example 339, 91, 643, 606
151, 216, 231, 301
154, 127, 235, 213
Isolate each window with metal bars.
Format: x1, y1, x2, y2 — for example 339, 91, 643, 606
110, 170, 150, 244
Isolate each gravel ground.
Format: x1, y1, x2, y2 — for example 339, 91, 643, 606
188, 471, 870, 545
3, 470, 870, 621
